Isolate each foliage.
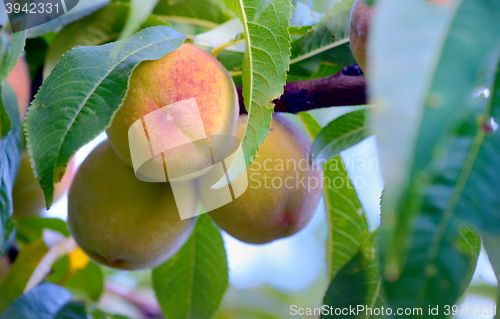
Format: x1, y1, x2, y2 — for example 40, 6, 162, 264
0, 29, 26, 255
152, 215, 228, 319
212, 0, 292, 189
370, 0, 499, 315
0, 0, 499, 318
0, 283, 73, 319
289, 0, 356, 76
322, 231, 384, 319
25, 26, 186, 208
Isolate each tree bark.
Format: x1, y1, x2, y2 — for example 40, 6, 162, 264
238, 72, 367, 114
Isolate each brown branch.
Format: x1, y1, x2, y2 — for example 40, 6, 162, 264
238, 72, 367, 114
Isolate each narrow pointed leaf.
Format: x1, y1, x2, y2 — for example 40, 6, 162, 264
44, 3, 170, 78
370, 0, 500, 274
322, 231, 384, 318
152, 215, 228, 319
154, 0, 234, 25
311, 109, 369, 165
370, 0, 499, 314
299, 113, 369, 279
0, 30, 27, 83
25, 26, 186, 208
298, 111, 322, 138
213, 0, 292, 189
290, 0, 356, 77
380, 219, 480, 316
0, 284, 72, 319
119, 0, 160, 41
323, 154, 369, 279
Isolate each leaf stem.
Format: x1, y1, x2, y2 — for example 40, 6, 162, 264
211, 39, 245, 58
155, 15, 219, 29
230, 70, 243, 77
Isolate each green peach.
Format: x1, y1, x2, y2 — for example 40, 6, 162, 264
13, 151, 75, 218
68, 140, 198, 270
208, 113, 323, 244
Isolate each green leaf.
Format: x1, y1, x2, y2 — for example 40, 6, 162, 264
0, 29, 27, 84
199, 0, 349, 80
192, 18, 243, 47
0, 239, 49, 312
91, 309, 131, 319
310, 0, 344, 13
25, 26, 186, 208
43, 3, 170, 78
289, 25, 313, 36
47, 255, 71, 284
119, 0, 160, 41
25, 37, 51, 81
371, 0, 500, 276
0, 90, 12, 139
380, 218, 480, 316
323, 156, 369, 279
286, 63, 342, 82
0, 236, 77, 313
191, 18, 245, 72
298, 111, 322, 138
0, 283, 72, 319
311, 109, 369, 165
213, 0, 292, 190
15, 217, 71, 245
322, 231, 384, 318
370, 1, 500, 313
54, 301, 132, 319
299, 113, 369, 279
64, 261, 104, 302
465, 283, 497, 301
154, 0, 234, 25
215, 286, 294, 319
289, 0, 356, 77
440, 54, 500, 234
27, 0, 110, 38
152, 215, 228, 319
54, 301, 87, 319
0, 82, 23, 255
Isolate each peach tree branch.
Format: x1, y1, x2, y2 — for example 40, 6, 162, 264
237, 71, 367, 114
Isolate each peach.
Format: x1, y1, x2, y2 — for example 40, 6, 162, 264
208, 113, 323, 244
12, 151, 75, 218
349, 0, 375, 72
106, 44, 239, 180
67, 140, 198, 270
